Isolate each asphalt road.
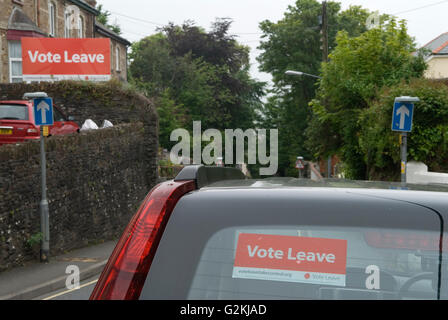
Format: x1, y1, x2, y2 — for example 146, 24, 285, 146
35, 275, 98, 300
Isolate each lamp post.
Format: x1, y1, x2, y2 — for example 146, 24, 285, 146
285, 70, 328, 178
285, 70, 322, 80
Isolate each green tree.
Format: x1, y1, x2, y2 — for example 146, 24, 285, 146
129, 19, 265, 150
359, 79, 448, 180
96, 4, 122, 35
307, 18, 427, 179
257, 0, 373, 176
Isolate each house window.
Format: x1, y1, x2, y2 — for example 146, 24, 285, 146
78, 16, 84, 38
8, 41, 23, 83
116, 46, 120, 71
64, 11, 71, 38
49, 1, 56, 36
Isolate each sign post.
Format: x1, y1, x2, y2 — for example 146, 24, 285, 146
391, 96, 419, 187
25, 92, 53, 263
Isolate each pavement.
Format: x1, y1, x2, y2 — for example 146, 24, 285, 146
0, 240, 117, 300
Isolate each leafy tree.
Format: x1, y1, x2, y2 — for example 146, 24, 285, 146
96, 4, 122, 35
129, 33, 177, 96
257, 0, 373, 176
129, 19, 265, 151
307, 18, 427, 179
359, 79, 448, 180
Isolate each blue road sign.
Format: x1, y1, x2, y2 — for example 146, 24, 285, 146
392, 102, 414, 132
33, 97, 54, 126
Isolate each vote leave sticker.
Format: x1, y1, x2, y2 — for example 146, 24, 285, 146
232, 233, 347, 287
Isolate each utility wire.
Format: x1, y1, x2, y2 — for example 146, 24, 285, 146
392, 0, 448, 15
109, 11, 164, 26
110, 0, 448, 41
108, 10, 263, 36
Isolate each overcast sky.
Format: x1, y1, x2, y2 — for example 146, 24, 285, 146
97, 0, 448, 83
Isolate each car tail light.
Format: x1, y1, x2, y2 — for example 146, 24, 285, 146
26, 127, 39, 136
364, 231, 446, 252
90, 180, 196, 300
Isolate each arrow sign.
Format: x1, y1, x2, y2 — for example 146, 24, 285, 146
37, 101, 50, 124
392, 102, 414, 132
396, 105, 410, 130
33, 97, 54, 126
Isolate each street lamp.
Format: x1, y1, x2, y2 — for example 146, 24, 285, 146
285, 70, 322, 79
285, 70, 330, 178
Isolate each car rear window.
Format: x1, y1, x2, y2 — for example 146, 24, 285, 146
0, 105, 29, 120
142, 225, 447, 300
197, 227, 448, 299
139, 189, 447, 300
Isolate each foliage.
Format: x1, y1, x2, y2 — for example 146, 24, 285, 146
129, 19, 265, 150
26, 232, 43, 248
359, 79, 448, 180
257, 0, 374, 176
96, 4, 122, 35
307, 17, 427, 179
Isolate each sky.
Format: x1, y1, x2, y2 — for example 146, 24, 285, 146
97, 0, 448, 84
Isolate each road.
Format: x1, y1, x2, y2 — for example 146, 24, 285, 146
35, 276, 98, 300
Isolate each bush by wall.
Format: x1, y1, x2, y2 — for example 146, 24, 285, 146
359, 78, 448, 181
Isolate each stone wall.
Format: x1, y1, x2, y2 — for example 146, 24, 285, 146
0, 81, 159, 271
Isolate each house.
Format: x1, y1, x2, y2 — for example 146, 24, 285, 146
0, 0, 130, 83
420, 32, 448, 80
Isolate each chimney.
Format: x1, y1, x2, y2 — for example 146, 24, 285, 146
85, 0, 97, 8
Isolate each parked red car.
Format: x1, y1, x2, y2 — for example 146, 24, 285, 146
0, 100, 79, 146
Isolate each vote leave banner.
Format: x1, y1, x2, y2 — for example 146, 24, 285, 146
22, 38, 111, 82
232, 233, 348, 287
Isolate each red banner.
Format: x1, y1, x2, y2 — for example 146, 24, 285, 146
233, 233, 348, 286
22, 38, 111, 81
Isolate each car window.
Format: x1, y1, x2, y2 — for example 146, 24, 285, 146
0, 105, 28, 120
141, 224, 447, 300
53, 107, 66, 122
183, 226, 446, 300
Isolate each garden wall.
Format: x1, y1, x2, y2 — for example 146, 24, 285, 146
0, 81, 159, 270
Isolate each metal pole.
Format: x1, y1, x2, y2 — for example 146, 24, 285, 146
327, 155, 331, 178
322, 1, 328, 63
40, 127, 50, 262
401, 132, 407, 187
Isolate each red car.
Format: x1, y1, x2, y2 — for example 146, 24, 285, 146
0, 100, 79, 146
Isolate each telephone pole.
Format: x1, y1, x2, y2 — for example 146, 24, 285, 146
321, 1, 332, 178
321, 1, 329, 63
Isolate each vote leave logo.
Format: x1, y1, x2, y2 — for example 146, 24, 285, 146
232, 233, 348, 287
22, 38, 110, 81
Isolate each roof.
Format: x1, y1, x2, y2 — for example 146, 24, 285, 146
8, 7, 46, 35
94, 22, 131, 46
67, 0, 99, 15
203, 177, 448, 193
421, 32, 448, 56
190, 178, 448, 220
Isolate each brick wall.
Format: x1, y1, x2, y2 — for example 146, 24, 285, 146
0, 81, 159, 271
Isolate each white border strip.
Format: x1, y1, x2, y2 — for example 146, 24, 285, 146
233, 267, 346, 287
23, 74, 111, 82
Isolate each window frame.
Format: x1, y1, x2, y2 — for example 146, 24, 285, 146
78, 15, 84, 38
48, 1, 56, 37
115, 45, 120, 71
8, 41, 23, 83
64, 10, 71, 38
